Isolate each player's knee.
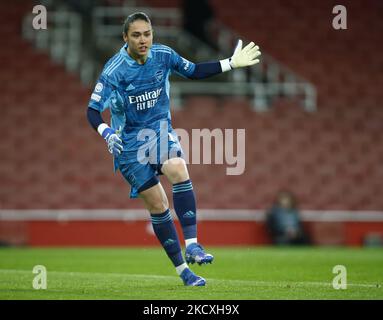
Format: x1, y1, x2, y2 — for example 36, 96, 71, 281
148, 202, 168, 214
140, 184, 169, 213
163, 158, 189, 183
144, 194, 169, 213
149, 194, 169, 213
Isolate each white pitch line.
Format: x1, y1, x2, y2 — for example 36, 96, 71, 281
0, 269, 380, 289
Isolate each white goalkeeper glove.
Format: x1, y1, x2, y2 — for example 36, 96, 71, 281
98, 124, 123, 157
220, 39, 261, 71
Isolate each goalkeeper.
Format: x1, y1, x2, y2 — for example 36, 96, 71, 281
87, 12, 261, 286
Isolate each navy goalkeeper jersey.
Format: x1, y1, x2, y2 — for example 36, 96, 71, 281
88, 43, 195, 151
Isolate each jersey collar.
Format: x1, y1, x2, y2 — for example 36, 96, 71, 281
120, 44, 152, 65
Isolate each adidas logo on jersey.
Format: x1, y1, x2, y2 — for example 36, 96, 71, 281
126, 83, 135, 91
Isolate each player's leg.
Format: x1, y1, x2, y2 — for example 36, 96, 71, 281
139, 182, 205, 286
161, 157, 214, 265
117, 152, 205, 286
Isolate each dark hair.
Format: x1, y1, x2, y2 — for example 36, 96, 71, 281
123, 12, 151, 34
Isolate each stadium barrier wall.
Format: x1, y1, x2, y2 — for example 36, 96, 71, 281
1, 210, 383, 247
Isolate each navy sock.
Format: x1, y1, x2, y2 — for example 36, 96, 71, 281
150, 209, 184, 267
172, 179, 197, 240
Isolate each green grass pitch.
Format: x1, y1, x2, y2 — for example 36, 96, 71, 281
0, 247, 382, 300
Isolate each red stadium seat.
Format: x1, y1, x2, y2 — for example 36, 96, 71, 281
2, 0, 382, 214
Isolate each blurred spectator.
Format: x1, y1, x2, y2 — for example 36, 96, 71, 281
266, 191, 309, 245
182, 0, 214, 45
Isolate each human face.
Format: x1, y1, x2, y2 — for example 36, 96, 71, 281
123, 20, 153, 63
279, 195, 292, 209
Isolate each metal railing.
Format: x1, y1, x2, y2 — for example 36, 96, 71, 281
209, 20, 317, 111
92, 6, 182, 50
92, 6, 223, 56
22, 3, 316, 111
22, 9, 96, 85
170, 81, 316, 112
23, 10, 81, 70
92, 5, 316, 112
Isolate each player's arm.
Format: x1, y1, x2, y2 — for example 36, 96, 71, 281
87, 76, 123, 156
174, 40, 261, 80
